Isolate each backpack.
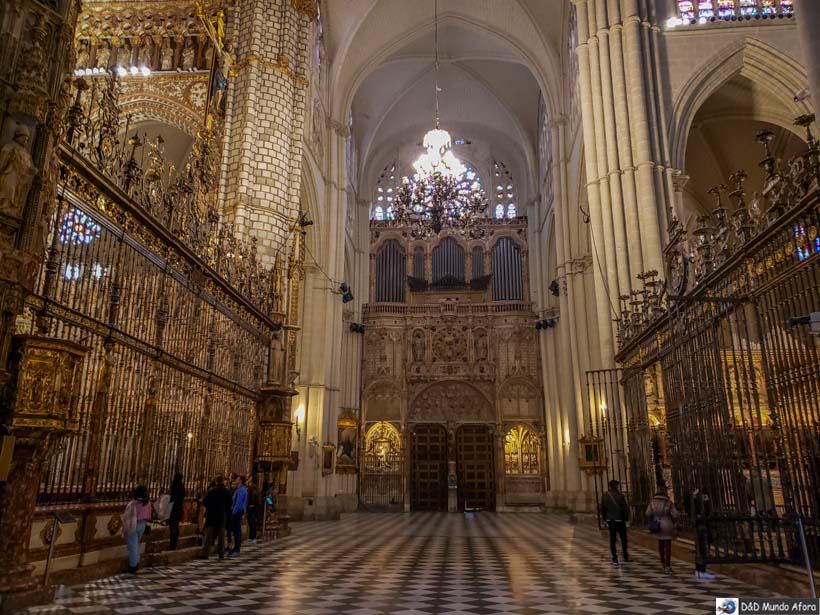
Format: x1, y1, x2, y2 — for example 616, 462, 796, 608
648, 499, 669, 534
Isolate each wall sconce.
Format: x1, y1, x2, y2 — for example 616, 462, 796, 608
600, 402, 608, 420
293, 406, 304, 440
562, 428, 571, 449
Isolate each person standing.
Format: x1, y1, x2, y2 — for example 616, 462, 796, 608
199, 476, 231, 560
226, 473, 238, 550
246, 478, 259, 544
168, 473, 185, 550
646, 485, 678, 574
693, 489, 717, 580
122, 485, 152, 574
228, 476, 248, 556
600, 479, 630, 566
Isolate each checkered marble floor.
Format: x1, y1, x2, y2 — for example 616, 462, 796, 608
23, 513, 776, 615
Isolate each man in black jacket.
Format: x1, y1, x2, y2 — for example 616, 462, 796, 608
199, 475, 231, 560
601, 479, 630, 566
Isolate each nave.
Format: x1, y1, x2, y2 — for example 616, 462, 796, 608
23, 513, 772, 615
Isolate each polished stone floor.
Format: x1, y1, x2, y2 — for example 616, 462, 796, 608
24, 512, 774, 615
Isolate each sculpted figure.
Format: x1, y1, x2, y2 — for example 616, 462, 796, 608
411, 329, 425, 362
160, 39, 174, 71
95, 42, 111, 69
139, 38, 154, 69
0, 125, 35, 218
181, 39, 196, 71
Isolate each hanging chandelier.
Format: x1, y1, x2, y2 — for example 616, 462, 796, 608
391, 0, 487, 239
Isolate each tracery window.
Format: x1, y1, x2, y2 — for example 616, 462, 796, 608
504, 425, 540, 475
371, 161, 399, 220
60, 208, 101, 245
676, 0, 793, 21
493, 160, 517, 219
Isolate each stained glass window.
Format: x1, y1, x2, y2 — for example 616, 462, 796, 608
504, 425, 540, 475
738, 0, 758, 16
677, 0, 695, 19
371, 161, 400, 220
780, 0, 793, 12
493, 160, 517, 219
59, 208, 101, 245
697, 0, 714, 18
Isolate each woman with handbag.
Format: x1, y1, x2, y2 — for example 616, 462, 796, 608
122, 485, 152, 574
645, 485, 678, 575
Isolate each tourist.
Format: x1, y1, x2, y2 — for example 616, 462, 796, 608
247, 478, 259, 544
122, 485, 152, 574
199, 475, 231, 560
646, 485, 678, 574
228, 476, 248, 556
168, 472, 185, 550
226, 472, 238, 549
692, 488, 717, 580
600, 479, 629, 566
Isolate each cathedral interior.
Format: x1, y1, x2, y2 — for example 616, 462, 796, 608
0, 0, 819, 613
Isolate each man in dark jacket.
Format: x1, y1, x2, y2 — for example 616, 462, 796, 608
168, 472, 185, 550
601, 479, 630, 566
199, 475, 231, 559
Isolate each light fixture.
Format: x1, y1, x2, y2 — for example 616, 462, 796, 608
293, 406, 304, 440
391, 0, 487, 239
600, 402, 608, 419
339, 282, 354, 303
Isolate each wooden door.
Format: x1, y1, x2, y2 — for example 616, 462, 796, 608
457, 424, 495, 511
410, 423, 447, 511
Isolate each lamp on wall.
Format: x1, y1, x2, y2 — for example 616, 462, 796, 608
293, 406, 304, 440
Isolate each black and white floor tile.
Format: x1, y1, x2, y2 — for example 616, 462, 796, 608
22, 513, 775, 615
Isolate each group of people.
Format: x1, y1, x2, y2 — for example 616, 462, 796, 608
121, 472, 264, 573
199, 473, 262, 560
600, 479, 716, 580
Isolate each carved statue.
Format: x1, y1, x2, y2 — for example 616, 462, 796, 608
474, 329, 488, 361
95, 42, 111, 69
76, 40, 90, 70
181, 38, 196, 71
0, 125, 35, 218
139, 38, 154, 69
197, 2, 235, 117
160, 39, 174, 71
411, 329, 425, 362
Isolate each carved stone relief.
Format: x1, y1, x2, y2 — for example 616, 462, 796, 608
409, 381, 493, 423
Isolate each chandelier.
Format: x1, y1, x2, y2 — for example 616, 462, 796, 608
391, 0, 487, 239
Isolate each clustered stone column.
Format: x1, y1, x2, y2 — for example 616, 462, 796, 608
794, 2, 820, 112
217, 0, 316, 505
572, 0, 667, 364
0, 0, 87, 611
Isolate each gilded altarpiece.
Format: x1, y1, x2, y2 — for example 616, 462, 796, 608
362, 220, 548, 511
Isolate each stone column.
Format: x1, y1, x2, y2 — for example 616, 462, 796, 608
0, 0, 85, 610
220, 0, 315, 265
794, 1, 820, 111
0, 337, 87, 611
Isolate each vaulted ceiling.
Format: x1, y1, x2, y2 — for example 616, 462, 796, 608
321, 0, 569, 199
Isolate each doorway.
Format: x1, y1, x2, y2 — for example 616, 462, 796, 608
457, 424, 495, 511
410, 423, 448, 511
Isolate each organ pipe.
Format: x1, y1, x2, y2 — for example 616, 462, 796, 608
492, 238, 522, 301
375, 240, 406, 302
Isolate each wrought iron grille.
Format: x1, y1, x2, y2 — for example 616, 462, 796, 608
24, 145, 279, 506
615, 116, 820, 566
359, 421, 403, 511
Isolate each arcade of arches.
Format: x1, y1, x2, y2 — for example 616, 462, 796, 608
0, 0, 819, 609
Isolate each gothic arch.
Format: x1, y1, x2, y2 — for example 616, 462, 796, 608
669, 37, 811, 170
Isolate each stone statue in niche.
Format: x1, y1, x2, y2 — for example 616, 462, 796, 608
76, 40, 90, 70
181, 38, 196, 71
0, 125, 35, 218
139, 38, 154, 69
160, 39, 174, 71
474, 329, 488, 361
95, 42, 110, 69
411, 329, 425, 362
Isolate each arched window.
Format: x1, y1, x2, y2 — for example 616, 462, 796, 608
504, 425, 540, 475
374, 240, 406, 302
492, 238, 523, 301
493, 160, 517, 219
432, 237, 465, 284
371, 161, 400, 220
